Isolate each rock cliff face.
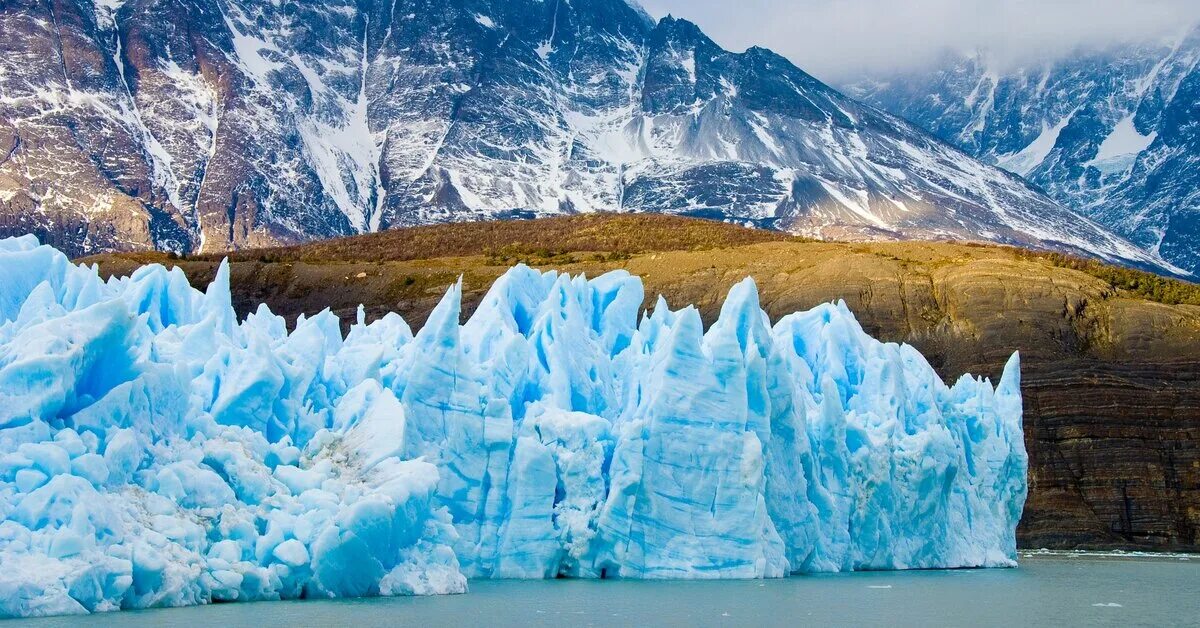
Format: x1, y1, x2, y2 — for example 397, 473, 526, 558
85, 215, 1200, 550
0, 0, 1177, 274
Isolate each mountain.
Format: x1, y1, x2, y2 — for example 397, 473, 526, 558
847, 25, 1200, 275
84, 214, 1200, 552
0, 0, 1178, 274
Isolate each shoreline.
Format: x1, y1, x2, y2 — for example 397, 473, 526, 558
1020, 549, 1195, 561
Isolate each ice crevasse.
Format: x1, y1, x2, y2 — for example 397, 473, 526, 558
0, 235, 1027, 617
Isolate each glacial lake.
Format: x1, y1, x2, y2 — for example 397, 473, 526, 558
8, 553, 1196, 627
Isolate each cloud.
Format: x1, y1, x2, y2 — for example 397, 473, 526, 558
637, 0, 1200, 80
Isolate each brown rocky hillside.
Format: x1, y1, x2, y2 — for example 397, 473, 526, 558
83, 214, 1200, 552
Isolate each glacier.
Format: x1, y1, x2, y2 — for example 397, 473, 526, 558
0, 235, 1028, 618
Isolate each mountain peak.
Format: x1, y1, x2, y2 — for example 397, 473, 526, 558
649, 13, 710, 44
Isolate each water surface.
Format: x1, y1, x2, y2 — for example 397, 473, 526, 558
9, 555, 1196, 627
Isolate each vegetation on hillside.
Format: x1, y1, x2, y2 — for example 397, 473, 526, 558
196, 214, 792, 264
1016, 250, 1200, 306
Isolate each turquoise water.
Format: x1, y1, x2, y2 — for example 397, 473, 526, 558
7, 555, 1197, 627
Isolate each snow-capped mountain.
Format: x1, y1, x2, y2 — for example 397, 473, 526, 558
0, 0, 1177, 274
847, 25, 1200, 275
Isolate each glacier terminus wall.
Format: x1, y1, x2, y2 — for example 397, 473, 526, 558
0, 236, 1028, 618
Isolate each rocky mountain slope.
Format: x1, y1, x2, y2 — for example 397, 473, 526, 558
847, 25, 1200, 275
0, 0, 1177, 274
86, 214, 1200, 551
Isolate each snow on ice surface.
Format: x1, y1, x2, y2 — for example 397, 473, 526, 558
0, 236, 1028, 617
1086, 115, 1158, 176
997, 115, 1072, 178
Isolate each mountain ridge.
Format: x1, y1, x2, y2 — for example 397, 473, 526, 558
0, 0, 1181, 275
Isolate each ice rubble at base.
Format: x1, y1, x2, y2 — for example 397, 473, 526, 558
0, 235, 1028, 617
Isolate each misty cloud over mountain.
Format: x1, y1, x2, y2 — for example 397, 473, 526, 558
640, 0, 1200, 80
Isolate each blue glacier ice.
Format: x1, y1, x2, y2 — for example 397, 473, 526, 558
0, 236, 1027, 618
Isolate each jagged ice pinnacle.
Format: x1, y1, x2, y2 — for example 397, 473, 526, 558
0, 235, 1027, 618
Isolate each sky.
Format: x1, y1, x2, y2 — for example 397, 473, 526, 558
636, 0, 1200, 81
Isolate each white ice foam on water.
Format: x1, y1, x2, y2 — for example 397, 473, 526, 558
0, 236, 1028, 618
